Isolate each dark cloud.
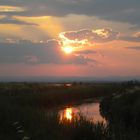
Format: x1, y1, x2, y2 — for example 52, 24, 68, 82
60, 28, 140, 44
60, 28, 119, 43
0, 0, 140, 25
0, 40, 96, 65
75, 50, 97, 54
126, 46, 140, 50
120, 32, 140, 42
129, 25, 140, 30
0, 16, 38, 26
120, 36, 140, 42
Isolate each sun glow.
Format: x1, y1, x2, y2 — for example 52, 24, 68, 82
62, 46, 73, 54
59, 31, 90, 54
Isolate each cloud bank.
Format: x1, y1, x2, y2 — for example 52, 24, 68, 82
0, 0, 140, 26
60, 28, 119, 43
120, 32, 140, 42
126, 46, 140, 50
0, 40, 95, 65
0, 16, 38, 25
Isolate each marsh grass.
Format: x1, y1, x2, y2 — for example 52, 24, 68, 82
0, 82, 139, 140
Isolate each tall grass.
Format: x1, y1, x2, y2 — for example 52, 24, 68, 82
0, 82, 139, 140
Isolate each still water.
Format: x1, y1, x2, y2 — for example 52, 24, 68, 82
59, 102, 106, 123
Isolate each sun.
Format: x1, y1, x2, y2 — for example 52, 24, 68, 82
59, 31, 90, 54
62, 46, 73, 54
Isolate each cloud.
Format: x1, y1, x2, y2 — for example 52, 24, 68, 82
0, 5, 25, 12
74, 50, 97, 54
59, 28, 119, 47
0, 16, 38, 26
0, 0, 140, 25
126, 46, 140, 50
120, 36, 140, 42
120, 32, 140, 42
0, 39, 96, 65
129, 25, 140, 30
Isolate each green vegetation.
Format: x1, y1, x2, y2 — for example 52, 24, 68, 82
0, 81, 140, 140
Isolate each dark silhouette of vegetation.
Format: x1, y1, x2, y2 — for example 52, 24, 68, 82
100, 84, 140, 140
0, 82, 128, 109
0, 81, 140, 140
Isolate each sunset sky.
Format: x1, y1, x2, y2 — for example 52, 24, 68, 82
0, 0, 140, 78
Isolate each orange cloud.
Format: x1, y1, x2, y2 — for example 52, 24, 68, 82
0, 6, 26, 12
58, 28, 119, 54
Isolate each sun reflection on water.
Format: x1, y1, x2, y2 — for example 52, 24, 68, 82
65, 108, 73, 120
59, 103, 106, 124
60, 107, 74, 121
